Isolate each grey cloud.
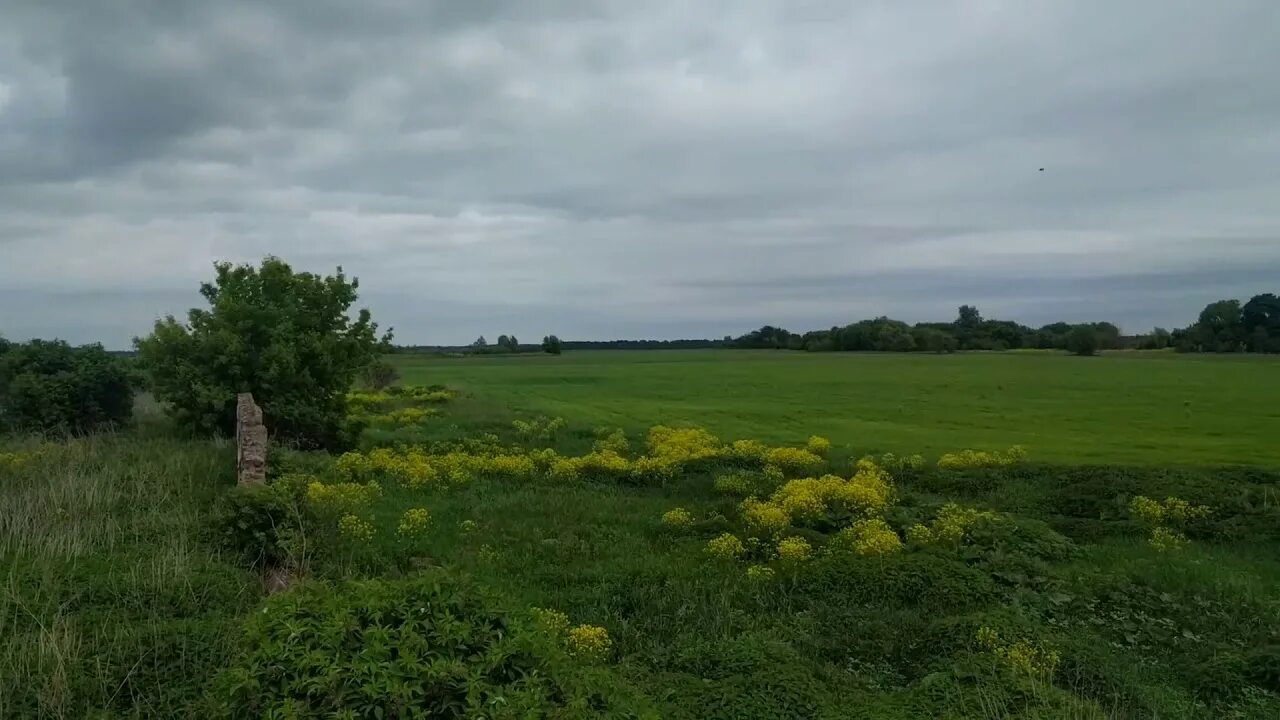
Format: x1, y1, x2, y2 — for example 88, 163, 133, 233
1, 0, 1279, 347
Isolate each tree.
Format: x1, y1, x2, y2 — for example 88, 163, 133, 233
1242, 293, 1280, 352
1192, 299, 1244, 352
541, 335, 562, 355
472, 336, 488, 348
135, 257, 390, 449
507, 335, 519, 350
956, 305, 983, 328
0, 339, 134, 433
1066, 326, 1099, 356
496, 334, 510, 349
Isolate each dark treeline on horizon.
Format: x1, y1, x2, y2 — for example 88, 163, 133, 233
389, 292, 1280, 357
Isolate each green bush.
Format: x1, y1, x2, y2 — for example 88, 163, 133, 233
216, 573, 653, 719
212, 482, 304, 569
0, 339, 133, 433
135, 257, 390, 449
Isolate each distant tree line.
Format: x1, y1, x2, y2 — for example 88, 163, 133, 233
732, 306, 1122, 356
1171, 293, 1280, 353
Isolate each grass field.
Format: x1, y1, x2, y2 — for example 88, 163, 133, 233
392, 350, 1280, 466
5, 349, 1280, 718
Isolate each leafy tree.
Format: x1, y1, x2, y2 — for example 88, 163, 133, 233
472, 336, 488, 348
0, 339, 134, 433
1066, 326, 1100, 356
956, 305, 983, 328
1242, 293, 1280, 352
135, 257, 390, 449
496, 334, 510, 349
733, 325, 799, 349
1192, 299, 1245, 352
507, 334, 519, 349
542, 335, 563, 355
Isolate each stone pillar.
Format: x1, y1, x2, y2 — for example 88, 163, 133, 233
235, 392, 268, 485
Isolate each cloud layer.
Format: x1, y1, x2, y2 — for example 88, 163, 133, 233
3, 0, 1279, 346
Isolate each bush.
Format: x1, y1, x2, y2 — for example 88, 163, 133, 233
0, 339, 134, 433
1067, 326, 1100, 356
215, 573, 652, 719
361, 359, 399, 390
136, 257, 390, 449
212, 481, 304, 568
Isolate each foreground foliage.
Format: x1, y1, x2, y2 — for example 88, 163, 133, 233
6, 391, 1280, 718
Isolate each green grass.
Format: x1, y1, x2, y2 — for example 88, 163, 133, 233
392, 350, 1280, 466
0, 432, 259, 718
7, 350, 1280, 718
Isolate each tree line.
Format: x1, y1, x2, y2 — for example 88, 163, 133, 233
732, 294, 1280, 356
732, 306, 1121, 355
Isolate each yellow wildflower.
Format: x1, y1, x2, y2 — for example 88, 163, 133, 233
661, 507, 695, 529
805, 435, 832, 457
530, 607, 570, 635
396, 507, 431, 538
740, 497, 789, 536
705, 533, 745, 560
830, 518, 903, 557
337, 514, 375, 542
745, 564, 775, 582
776, 536, 812, 563
566, 624, 612, 661
1148, 526, 1189, 552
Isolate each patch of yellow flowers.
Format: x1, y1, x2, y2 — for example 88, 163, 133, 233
566, 624, 613, 661
1129, 495, 1209, 551
396, 507, 431, 538
907, 503, 997, 547
976, 626, 1060, 679
661, 507, 694, 529
306, 480, 382, 515
937, 446, 1027, 470
776, 536, 813, 563
705, 532, 746, 560
337, 513, 375, 542
830, 518, 904, 557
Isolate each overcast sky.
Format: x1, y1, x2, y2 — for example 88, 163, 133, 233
2, 1, 1278, 347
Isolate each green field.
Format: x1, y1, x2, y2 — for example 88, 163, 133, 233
393, 350, 1280, 466
7, 349, 1280, 718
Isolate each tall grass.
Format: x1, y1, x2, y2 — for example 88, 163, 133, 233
0, 432, 259, 718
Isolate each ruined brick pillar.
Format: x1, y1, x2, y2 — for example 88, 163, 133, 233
235, 392, 268, 485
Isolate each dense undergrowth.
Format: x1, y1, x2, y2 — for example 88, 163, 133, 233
3, 385, 1279, 718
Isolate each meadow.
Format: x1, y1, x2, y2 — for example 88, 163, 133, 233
3, 350, 1280, 718
393, 350, 1280, 466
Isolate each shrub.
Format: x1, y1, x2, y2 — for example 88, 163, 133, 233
213, 482, 303, 568
0, 339, 134, 433
1067, 326, 1100, 356
661, 507, 694, 529
776, 536, 813, 563
136, 257, 389, 449
361, 359, 399, 390
705, 533, 746, 560
764, 447, 825, 477
215, 573, 652, 718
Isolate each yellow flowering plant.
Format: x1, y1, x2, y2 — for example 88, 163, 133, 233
396, 507, 431, 538
776, 536, 812, 563
661, 507, 694, 529
745, 564, 775, 582
805, 435, 832, 457
829, 518, 903, 557
566, 624, 612, 661
705, 533, 746, 560
336, 514, 375, 542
